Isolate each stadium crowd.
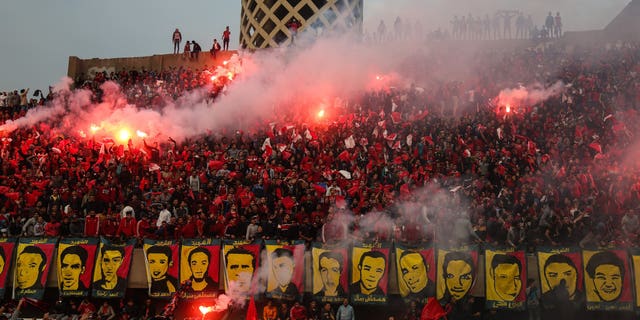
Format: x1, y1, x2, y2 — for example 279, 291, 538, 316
1, 37, 640, 319
2, 42, 640, 250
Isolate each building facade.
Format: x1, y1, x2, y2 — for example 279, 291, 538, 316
240, 0, 363, 49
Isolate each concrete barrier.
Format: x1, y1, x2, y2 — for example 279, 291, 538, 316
68, 51, 239, 81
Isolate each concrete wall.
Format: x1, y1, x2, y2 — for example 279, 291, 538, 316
67, 51, 238, 81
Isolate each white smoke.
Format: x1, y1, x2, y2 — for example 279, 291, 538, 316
496, 81, 565, 111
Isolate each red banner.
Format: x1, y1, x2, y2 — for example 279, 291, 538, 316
13, 238, 58, 300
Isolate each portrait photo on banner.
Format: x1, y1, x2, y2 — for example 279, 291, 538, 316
436, 247, 479, 303
311, 244, 349, 303
536, 248, 584, 305
265, 241, 305, 300
350, 245, 390, 304
222, 242, 261, 298
630, 249, 640, 309
92, 238, 135, 299
395, 244, 436, 304
582, 249, 633, 311
180, 239, 220, 297
13, 238, 57, 300
144, 240, 180, 298
57, 238, 98, 297
484, 248, 526, 310
0, 239, 16, 298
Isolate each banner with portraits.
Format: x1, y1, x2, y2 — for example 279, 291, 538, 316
265, 240, 305, 301
143, 239, 180, 299
222, 240, 261, 299
0, 238, 16, 298
582, 249, 633, 311
484, 246, 527, 310
630, 248, 640, 310
311, 242, 349, 304
395, 243, 436, 304
92, 237, 136, 299
350, 242, 391, 305
180, 238, 221, 299
57, 238, 99, 297
13, 237, 58, 300
436, 245, 479, 303
536, 247, 584, 308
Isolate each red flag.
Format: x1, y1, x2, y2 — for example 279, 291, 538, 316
313, 184, 326, 196
414, 110, 429, 121
266, 130, 275, 139
282, 196, 296, 209
391, 112, 402, 124
541, 154, 550, 163
115, 144, 123, 157
347, 184, 360, 197
246, 296, 258, 320
400, 183, 410, 196
262, 145, 273, 159
556, 166, 566, 178
421, 297, 447, 320
588, 142, 602, 154
338, 150, 351, 162
424, 136, 434, 146
5, 192, 20, 201
527, 141, 537, 155
282, 150, 292, 160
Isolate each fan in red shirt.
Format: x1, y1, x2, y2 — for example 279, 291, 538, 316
100, 214, 118, 238
180, 215, 198, 239
289, 301, 307, 320
136, 215, 153, 239
84, 211, 100, 237
117, 211, 137, 238
44, 218, 61, 237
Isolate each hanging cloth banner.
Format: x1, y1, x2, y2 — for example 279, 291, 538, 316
92, 237, 136, 299
0, 238, 16, 299
222, 240, 261, 299
395, 242, 436, 305
180, 238, 221, 299
536, 247, 584, 309
311, 242, 350, 304
582, 249, 633, 311
436, 245, 479, 303
350, 242, 391, 305
57, 238, 99, 297
484, 245, 527, 310
13, 237, 58, 300
265, 240, 305, 301
144, 239, 180, 299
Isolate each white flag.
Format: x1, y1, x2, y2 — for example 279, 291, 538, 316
344, 135, 356, 149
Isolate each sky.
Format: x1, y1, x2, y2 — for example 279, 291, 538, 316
0, 0, 631, 94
